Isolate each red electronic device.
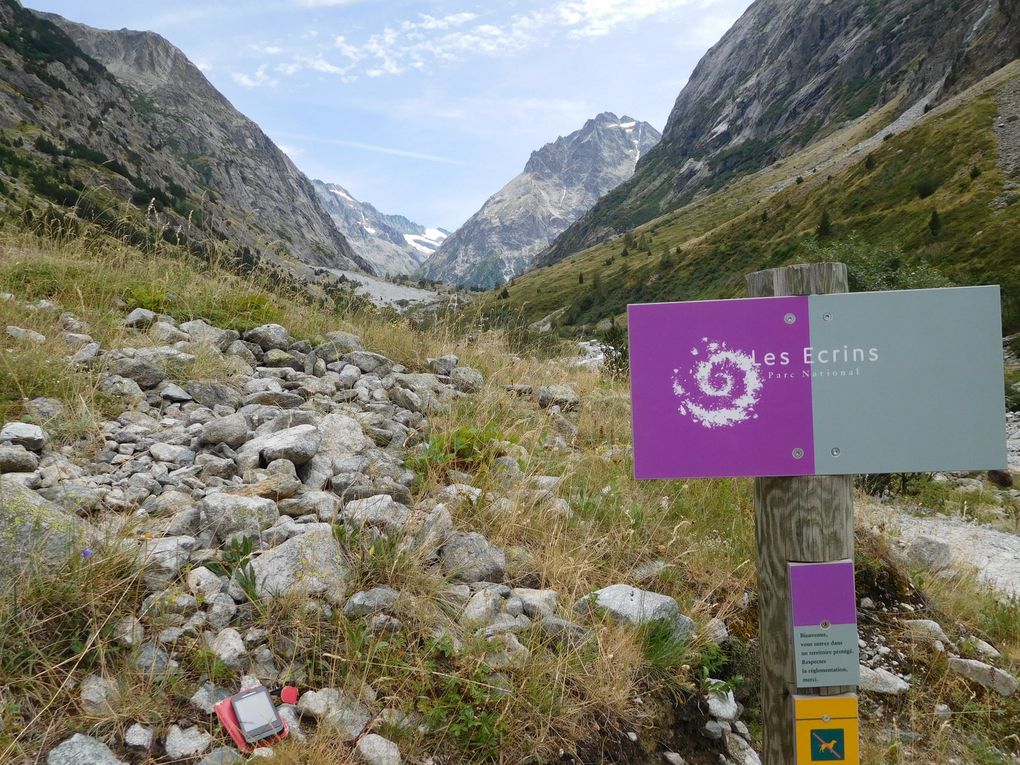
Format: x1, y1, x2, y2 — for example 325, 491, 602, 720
214, 685, 296, 753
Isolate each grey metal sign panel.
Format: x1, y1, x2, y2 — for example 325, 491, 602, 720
808, 286, 1006, 475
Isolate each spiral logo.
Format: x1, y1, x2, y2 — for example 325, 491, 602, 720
672, 338, 763, 429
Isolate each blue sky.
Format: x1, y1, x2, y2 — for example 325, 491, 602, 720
26, 0, 753, 230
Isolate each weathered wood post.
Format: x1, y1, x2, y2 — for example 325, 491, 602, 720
745, 263, 855, 764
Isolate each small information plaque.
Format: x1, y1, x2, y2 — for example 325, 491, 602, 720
793, 694, 859, 764
790, 560, 859, 688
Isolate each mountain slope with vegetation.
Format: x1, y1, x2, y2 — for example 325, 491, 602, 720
0, 0, 371, 273
484, 63, 1020, 334
538, 0, 1020, 266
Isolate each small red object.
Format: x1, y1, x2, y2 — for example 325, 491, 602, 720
214, 693, 289, 753
280, 685, 299, 705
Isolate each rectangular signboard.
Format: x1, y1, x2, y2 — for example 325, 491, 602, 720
628, 286, 1006, 478
793, 694, 859, 764
790, 561, 859, 688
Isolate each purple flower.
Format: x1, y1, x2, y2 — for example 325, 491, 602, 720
82, 549, 93, 559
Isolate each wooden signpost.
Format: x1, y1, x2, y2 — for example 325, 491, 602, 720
626, 262, 1007, 764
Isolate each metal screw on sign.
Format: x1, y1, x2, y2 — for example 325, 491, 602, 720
792, 448, 804, 459
831, 447, 841, 457
823, 312, 833, 321
784, 313, 796, 324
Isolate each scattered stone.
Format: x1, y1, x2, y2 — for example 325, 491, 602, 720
46, 734, 127, 765
164, 725, 213, 759
6, 325, 46, 344
114, 615, 144, 647
356, 733, 402, 765
200, 493, 279, 541
132, 642, 178, 676
440, 532, 506, 583
190, 681, 231, 714
239, 424, 321, 466
0, 444, 39, 473
108, 358, 165, 389
858, 665, 910, 694
538, 385, 580, 411
450, 366, 483, 393
962, 635, 1001, 659
907, 535, 952, 571
244, 323, 291, 351
512, 588, 558, 619
0, 477, 81, 582
124, 723, 154, 750
343, 586, 399, 618
903, 619, 950, 644
0, 422, 47, 451
124, 308, 156, 328
160, 383, 192, 402
80, 674, 121, 715
185, 381, 244, 409
197, 748, 244, 765
580, 584, 694, 640
706, 688, 739, 721
296, 688, 370, 739
723, 730, 762, 765
427, 354, 458, 376
209, 627, 247, 669
343, 494, 410, 535
948, 657, 1018, 696
200, 413, 249, 448
245, 528, 349, 604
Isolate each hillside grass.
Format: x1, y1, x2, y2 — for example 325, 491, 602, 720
0, 227, 1017, 764
483, 74, 1020, 335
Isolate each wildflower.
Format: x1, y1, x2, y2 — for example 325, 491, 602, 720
82, 548, 93, 558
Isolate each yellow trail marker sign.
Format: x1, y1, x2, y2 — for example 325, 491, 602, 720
793, 694, 859, 763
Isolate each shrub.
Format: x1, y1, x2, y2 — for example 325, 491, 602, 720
598, 323, 629, 380
915, 177, 938, 199
928, 209, 941, 236
817, 209, 833, 237
970, 165, 982, 180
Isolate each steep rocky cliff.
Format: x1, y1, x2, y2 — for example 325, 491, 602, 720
0, 0, 371, 272
538, 0, 1020, 266
421, 113, 660, 289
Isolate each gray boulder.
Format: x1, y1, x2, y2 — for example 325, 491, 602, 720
0, 444, 39, 473
858, 665, 910, 694
948, 658, 1018, 696
80, 674, 121, 715
580, 584, 694, 640
238, 424, 321, 467
0, 422, 47, 451
124, 308, 157, 328
47, 734, 126, 765
0, 476, 82, 582
300, 414, 370, 489
450, 366, 483, 393
180, 319, 239, 351
164, 725, 213, 759
538, 385, 580, 411
439, 532, 506, 583
245, 528, 349, 604
347, 351, 392, 375
244, 323, 291, 351
200, 413, 249, 448
296, 688, 370, 740
108, 358, 165, 389
343, 495, 410, 535
343, 586, 399, 618
908, 535, 952, 571
185, 381, 244, 409
199, 493, 278, 541
356, 734, 402, 765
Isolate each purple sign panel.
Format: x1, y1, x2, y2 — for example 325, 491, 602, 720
628, 296, 814, 479
789, 560, 859, 688
628, 287, 1005, 479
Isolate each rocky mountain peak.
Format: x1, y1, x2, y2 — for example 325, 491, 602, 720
421, 114, 660, 289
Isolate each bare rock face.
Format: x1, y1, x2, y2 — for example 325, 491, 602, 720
540, 0, 1020, 264
421, 113, 660, 289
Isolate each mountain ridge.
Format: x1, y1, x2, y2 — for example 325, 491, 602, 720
420, 112, 660, 289
312, 180, 447, 276
0, 1, 372, 273
537, 0, 1020, 267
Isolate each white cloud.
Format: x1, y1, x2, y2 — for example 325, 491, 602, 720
252, 43, 285, 55
231, 64, 279, 88
277, 143, 304, 159
300, 0, 717, 82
